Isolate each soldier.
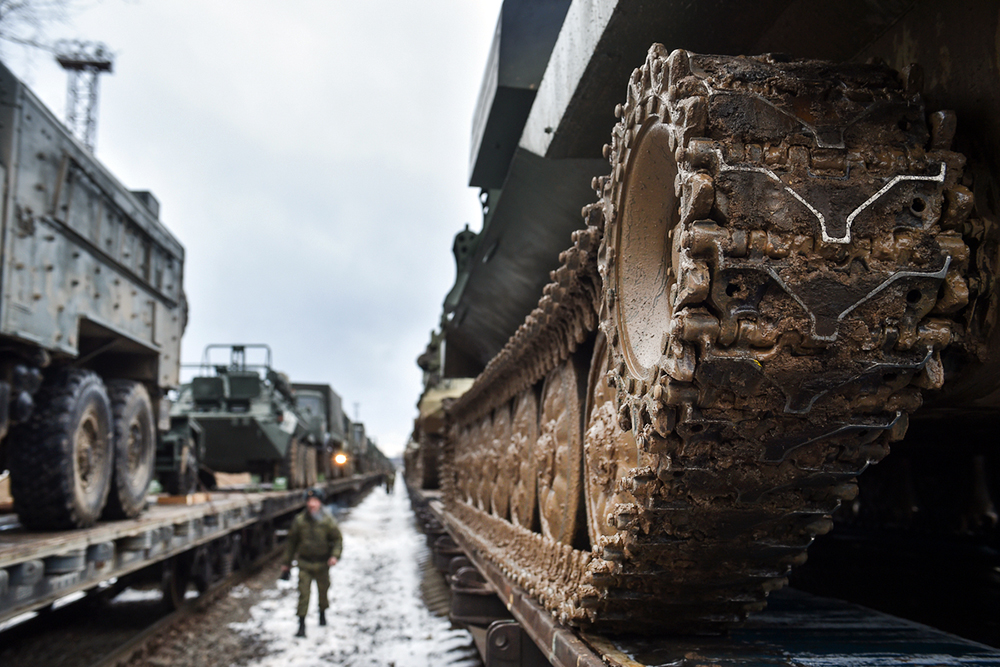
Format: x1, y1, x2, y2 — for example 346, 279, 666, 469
281, 488, 342, 637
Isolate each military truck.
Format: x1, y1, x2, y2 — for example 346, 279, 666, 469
166, 344, 317, 491
291, 382, 346, 480
0, 60, 186, 529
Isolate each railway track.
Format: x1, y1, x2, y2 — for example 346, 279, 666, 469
410, 484, 1000, 667
88, 546, 282, 667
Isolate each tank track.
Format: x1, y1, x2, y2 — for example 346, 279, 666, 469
442, 48, 980, 634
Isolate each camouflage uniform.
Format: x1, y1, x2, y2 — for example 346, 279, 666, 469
284, 507, 343, 618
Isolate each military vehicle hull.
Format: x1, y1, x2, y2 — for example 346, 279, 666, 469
292, 382, 347, 480
418, 0, 1000, 638
169, 345, 316, 491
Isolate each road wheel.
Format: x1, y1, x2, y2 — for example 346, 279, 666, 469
103, 381, 155, 519
490, 404, 513, 520
583, 334, 637, 546
536, 358, 584, 546
9, 369, 114, 529
473, 416, 492, 511
509, 389, 539, 529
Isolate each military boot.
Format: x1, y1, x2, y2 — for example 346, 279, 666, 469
295, 617, 306, 637
319, 610, 327, 626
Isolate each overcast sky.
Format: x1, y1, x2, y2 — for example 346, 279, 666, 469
2, 0, 505, 457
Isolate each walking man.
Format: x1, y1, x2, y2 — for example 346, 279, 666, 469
282, 488, 342, 637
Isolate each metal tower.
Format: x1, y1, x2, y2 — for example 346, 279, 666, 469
54, 41, 114, 151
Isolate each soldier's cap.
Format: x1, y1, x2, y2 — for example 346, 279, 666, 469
305, 488, 325, 502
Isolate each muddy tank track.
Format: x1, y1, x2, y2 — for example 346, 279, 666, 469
442, 48, 982, 634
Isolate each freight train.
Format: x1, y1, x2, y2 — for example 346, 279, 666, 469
160, 343, 393, 493
409, 0, 1000, 646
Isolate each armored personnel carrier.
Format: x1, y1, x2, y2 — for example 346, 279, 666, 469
0, 60, 186, 529
167, 345, 315, 490
416, 0, 1000, 639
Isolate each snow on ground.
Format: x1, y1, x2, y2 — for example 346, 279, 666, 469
230, 485, 481, 667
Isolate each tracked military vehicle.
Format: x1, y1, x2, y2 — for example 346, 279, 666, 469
167, 345, 315, 491
0, 60, 186, 529
415, 0, 1000, 639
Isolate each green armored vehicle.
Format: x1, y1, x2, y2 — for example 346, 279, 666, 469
164, 345, 315, 491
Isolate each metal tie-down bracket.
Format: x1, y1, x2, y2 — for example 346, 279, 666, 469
485, 620, 551, 667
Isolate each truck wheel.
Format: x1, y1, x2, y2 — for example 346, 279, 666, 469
103, 381, 155, 519
9, 369, 114, 529
164, 448, 199, 496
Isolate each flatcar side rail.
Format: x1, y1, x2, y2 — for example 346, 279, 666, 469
427, 493, 1000, 667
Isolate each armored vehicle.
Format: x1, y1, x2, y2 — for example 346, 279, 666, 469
0, 60, 186, 529
167, 345, 315, 490
416, 0, 1000, 641
291, 382, 346, 479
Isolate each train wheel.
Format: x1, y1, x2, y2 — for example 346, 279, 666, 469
217, 535, 236, 579
161, 555, 192, 610
583, 334, 637, 546
536, 358, 584, 545
103, 381, 156, 519
191, 545, 213, 593
490, 404, 513, 520
509, 390, 539, 529
261, 519, 276, 553
9, 369, 114, 529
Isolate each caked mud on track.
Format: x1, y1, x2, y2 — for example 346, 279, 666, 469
440, 48, 990, 634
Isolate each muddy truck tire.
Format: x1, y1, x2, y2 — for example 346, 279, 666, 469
9, 370, 115, 530
103, 380, 156, 519
443, 48, 980, 634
